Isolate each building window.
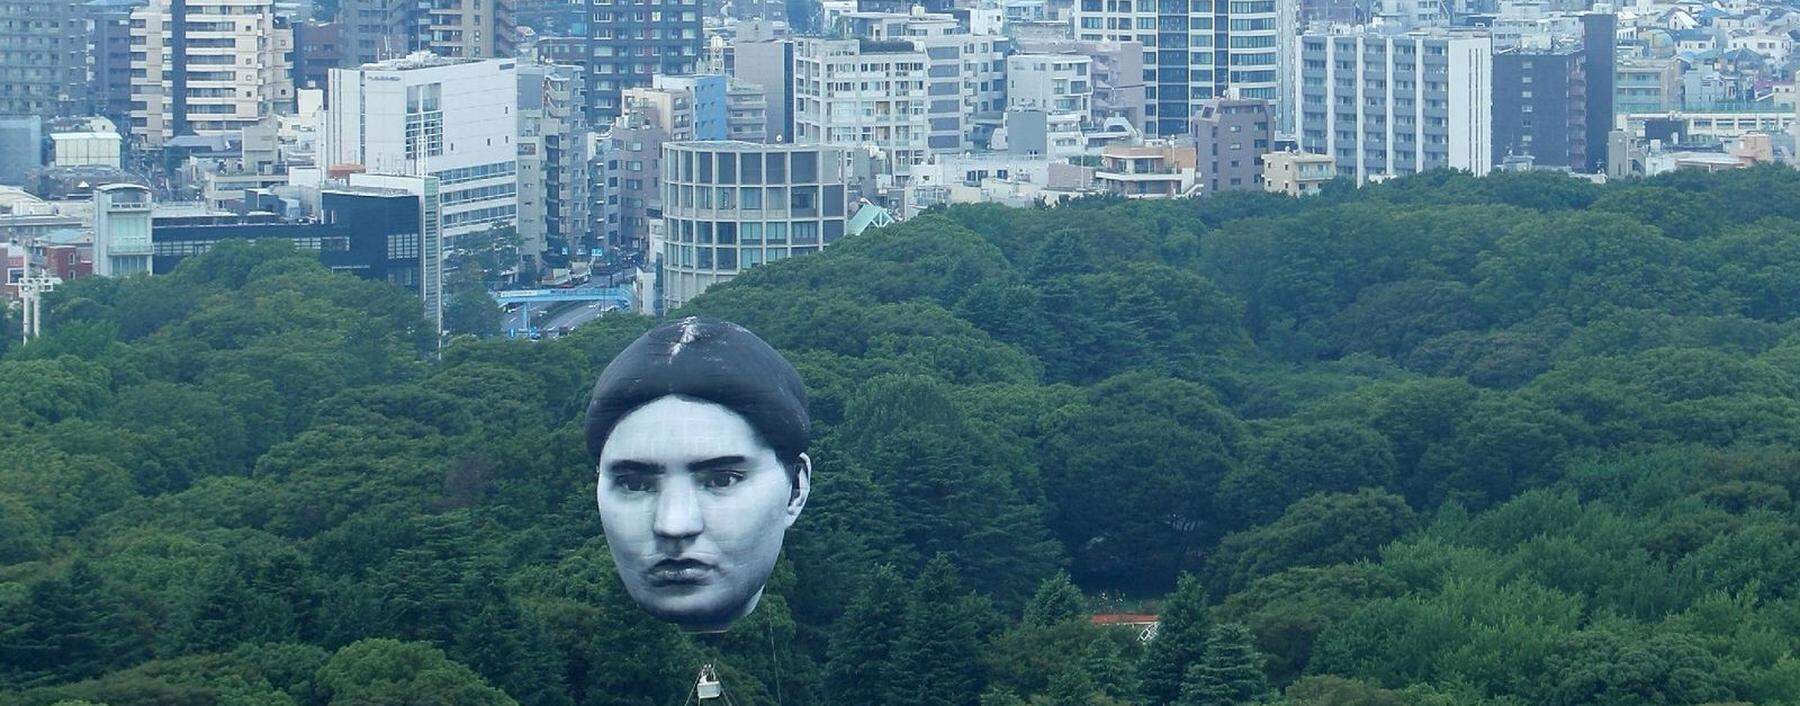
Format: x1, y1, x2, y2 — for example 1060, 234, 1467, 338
386, 232, 421, 259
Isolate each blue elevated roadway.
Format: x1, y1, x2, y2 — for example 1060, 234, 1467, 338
492, 285, 634, 338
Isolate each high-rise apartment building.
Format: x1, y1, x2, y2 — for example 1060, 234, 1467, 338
555, 0, 702, 122
1295, 28, 1493, 183
87, 0, 142, 128
1579, 12, 1613, 174
1492, 44, 1581, 170
323, 54, 518, 238
0, 0, 88, 118
793, 36, 930, 166
1073, 0, 1295, 137
129, 0, 295, 148
835, 11, 1007, 152
1489, 10, 1612, 172
658, 140, 850, 309
517, 62, 590, 268
588, 128, 617, 248
339, 0, 407, 65
337, 0, 515, 66
726, 77, 769, 142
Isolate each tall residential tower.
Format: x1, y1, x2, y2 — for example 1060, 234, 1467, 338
1073, 0, 1296, 137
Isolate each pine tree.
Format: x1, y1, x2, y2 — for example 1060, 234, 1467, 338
891, 555, 990, 706
1137, 574, 1211, 705
824, 565, 911, 705
1022, 571, 1087, 628
1034, 668, 1103, 706
1175, 623, 1268, 706
451, 564, 571, 706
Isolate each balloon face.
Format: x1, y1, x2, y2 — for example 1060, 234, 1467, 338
595, 395, 810, 633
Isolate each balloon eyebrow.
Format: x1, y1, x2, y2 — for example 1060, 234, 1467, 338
606, 460, 663, 474
688, 456, 748, 471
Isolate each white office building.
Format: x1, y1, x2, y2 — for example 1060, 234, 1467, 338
1295, 28, 1493, 183
322, 53, 519, 238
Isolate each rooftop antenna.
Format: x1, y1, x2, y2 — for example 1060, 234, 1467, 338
16, 238, 62, 344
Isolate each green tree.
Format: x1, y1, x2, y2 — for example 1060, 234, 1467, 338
1538, 630, 1739, 706
315, 639, 518, 706
891, 556, 992, 706
837, 375, 1062, 605
824, 566, 911, 705
1138, 574, 1211, 705
1207, 490, 1416, 595
444, 270, 502, 337
1175, 624, 1269, 706
1023, 571, 1087, 628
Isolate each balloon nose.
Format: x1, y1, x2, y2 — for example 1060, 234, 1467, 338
653, 479, 704, 540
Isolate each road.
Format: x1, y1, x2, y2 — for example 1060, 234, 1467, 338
542, 301, 611, 334
503, 301, 613, 338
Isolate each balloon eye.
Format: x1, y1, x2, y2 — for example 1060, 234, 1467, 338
703, 471, 745, 489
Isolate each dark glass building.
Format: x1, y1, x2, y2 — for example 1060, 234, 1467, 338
150, 190, 426, 291
1492, 45, 1583, 169
1489, 12, 1614, 173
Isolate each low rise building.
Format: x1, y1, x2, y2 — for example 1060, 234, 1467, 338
92, 183, 153, 276
1093, 143, 1198, 198
1616, 57, 1684, 114
1262, 150, 1335, 196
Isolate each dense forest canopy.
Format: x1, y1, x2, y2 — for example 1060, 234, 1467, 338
5, 166, 1800, 705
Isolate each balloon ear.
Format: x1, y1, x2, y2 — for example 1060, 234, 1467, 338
786, 453, 812, 523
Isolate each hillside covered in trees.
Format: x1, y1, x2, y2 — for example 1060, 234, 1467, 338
6, 167, 1800, 705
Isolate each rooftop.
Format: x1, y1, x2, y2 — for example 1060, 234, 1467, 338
665, 140, 836, 152
359, 51, 512, 72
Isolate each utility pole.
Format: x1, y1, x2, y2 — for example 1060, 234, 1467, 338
16, 239, 61, 344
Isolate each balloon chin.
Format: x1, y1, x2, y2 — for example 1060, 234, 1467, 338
667, 587, 764, 635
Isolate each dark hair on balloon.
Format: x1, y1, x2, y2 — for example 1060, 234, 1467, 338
584, 316, 810, 484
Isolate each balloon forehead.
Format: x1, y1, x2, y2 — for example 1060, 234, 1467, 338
600, 395, 768, 460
